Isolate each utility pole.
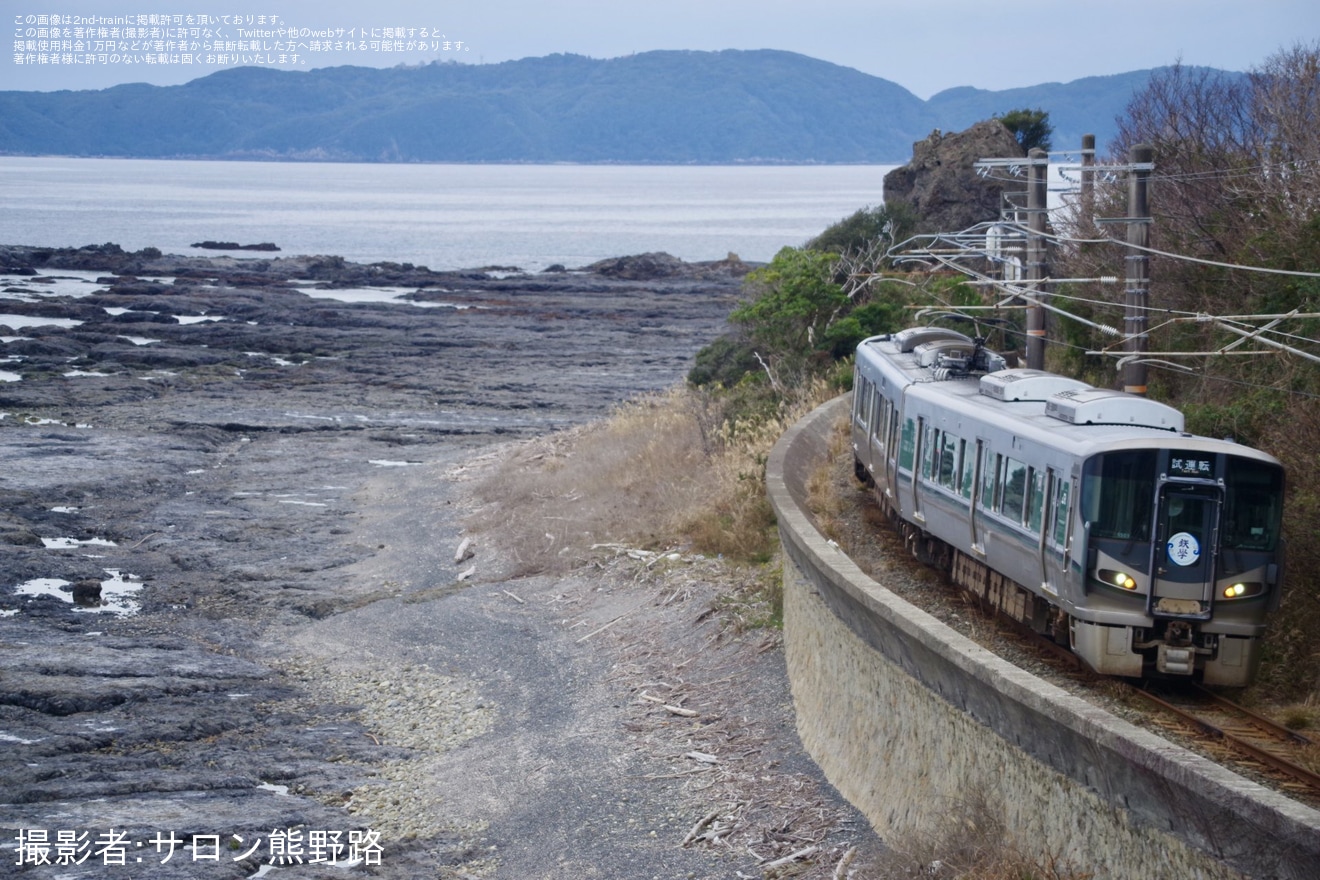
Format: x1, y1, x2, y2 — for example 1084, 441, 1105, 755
1080, 134, 1095, 217
1025, 147, 1050, 370
1124, 144, 1154, 396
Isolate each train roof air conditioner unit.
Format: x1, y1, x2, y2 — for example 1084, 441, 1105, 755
980, 369, 1090, 402
1045, 388, 1185, 431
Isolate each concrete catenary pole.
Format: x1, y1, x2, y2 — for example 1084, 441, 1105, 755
1025, 147, 1050, 370
1124, 144, 1154, 396
1080, 134, 1096, 215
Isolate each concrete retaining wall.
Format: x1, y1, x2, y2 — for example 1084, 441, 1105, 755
767, 395, 1320, 879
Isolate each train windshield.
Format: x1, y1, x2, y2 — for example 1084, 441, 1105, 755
1082, 450, 1283, 550
1082, 450, 1156, 541
1222, 457, 1283, 551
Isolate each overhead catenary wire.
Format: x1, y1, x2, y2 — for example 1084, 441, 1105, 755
928, 286, 1320, 392
887, 170, 1320, 282
983, 220, 1320, 279
869, 140, 1320, 386
877, 219, 1320, 371
952, 266, 1320, 363
1053, 152, 1320, 184
886, 227, 1320, 316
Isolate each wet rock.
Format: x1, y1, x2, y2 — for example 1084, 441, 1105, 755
0, 513, 42, 547
71, 578, 102, 605
4, 337, 83, 357
106, 281, 172, 296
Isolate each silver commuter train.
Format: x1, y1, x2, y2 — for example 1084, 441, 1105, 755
850, 326, 1285, 687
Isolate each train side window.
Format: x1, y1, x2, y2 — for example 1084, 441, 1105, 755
1028, 468, 1046, 532
938, 432, 958, 489
1001, 457, 1027, 523
980, 450, 999, 510
1051, 478, 1071, 546
874, 397, 890, 443
853, 377, 868, 423
921, 424, 936, 480
924, 428, 937, 480
960, 440, 975, 499
899, 418, 916, 472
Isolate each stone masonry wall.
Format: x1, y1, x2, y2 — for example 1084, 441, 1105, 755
784, 559, 1238, 878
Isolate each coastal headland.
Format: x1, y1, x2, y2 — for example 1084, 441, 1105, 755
0, 244, 883, 878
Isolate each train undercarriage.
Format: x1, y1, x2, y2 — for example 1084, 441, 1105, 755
872, 488, 1260, 686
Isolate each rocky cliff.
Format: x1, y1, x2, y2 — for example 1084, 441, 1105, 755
883, 119, 1025, 235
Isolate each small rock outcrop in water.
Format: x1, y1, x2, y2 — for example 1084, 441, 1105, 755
586, 252, 689, 280
586, 251, 753, 281
191, 240, 281, 251
883, 119, 1025, 235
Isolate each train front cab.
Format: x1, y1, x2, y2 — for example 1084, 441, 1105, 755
1071, 446, 1284, 687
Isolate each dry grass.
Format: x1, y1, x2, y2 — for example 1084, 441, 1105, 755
1280, 702, 1318, 731
468, 381, 835, 578
868, 789, 1093, 880
804, 414, 852, 543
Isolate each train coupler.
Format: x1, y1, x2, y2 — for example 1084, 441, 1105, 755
1155, 644, 1195, 676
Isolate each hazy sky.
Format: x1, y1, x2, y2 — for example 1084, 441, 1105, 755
8, 1, 1318, 96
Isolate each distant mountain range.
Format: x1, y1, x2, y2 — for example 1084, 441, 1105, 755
0, 50, 1195, 164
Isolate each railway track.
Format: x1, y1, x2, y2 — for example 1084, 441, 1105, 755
990, 603, 1320, 803
1128, 682, 1320, 800
973, 600, 1320, 803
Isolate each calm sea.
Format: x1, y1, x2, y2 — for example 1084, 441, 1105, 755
0, 158, 894, 272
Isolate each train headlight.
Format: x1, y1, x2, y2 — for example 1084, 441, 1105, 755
1099, 569, 1139, 590
1222, 582, 1264, 599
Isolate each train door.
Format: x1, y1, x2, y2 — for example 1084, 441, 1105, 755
1150, 483, 1221, 620
869, 394, 890, 490
894, 412, 918, 519
968, 439, 985, 554
911, 416, 926, 522
851, 378, 874, 475
884, 405, 902, 502
1041, 469, 1071, 599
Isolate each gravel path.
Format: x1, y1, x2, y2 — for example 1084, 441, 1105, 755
267, 451, 888, 879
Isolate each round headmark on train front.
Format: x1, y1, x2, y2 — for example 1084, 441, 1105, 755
1167, 532, 1201, 566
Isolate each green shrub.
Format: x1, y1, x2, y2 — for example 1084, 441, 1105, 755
687, 335, 760, 387
731, 246, 848, 357
806, 202, 916, 255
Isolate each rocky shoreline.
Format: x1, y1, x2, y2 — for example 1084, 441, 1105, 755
0, 244, 884, 878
